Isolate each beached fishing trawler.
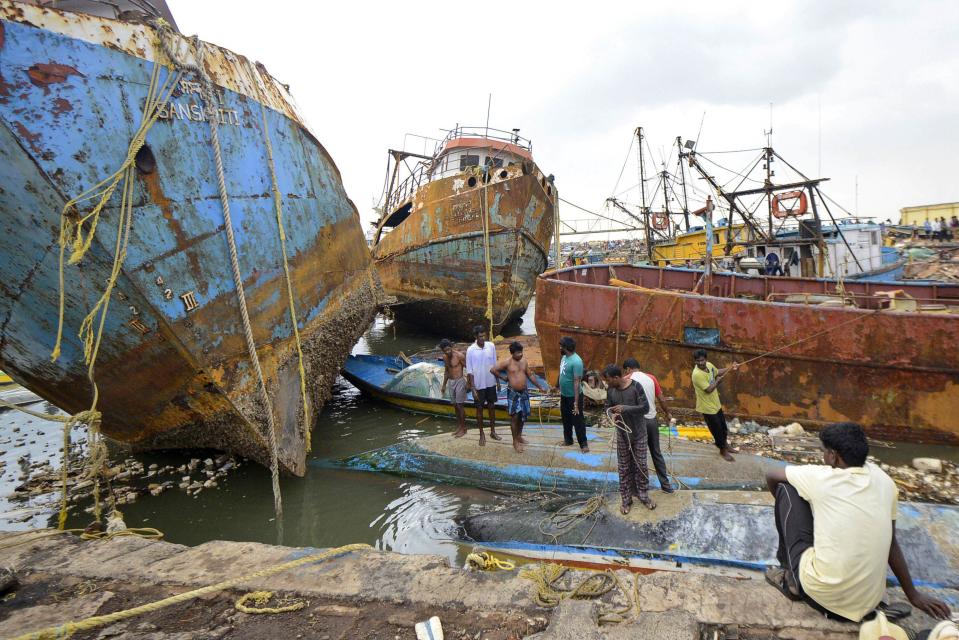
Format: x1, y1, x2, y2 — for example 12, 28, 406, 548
371, 126, 557, 337
536, 264, 959, 443
0, 1, 379, 475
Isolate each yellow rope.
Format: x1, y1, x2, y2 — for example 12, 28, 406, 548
481, 172, 495, 336
8, 543, 370, 640
234, 590, 305, 614
465, 550, 515, 572
259, 103, 311, 452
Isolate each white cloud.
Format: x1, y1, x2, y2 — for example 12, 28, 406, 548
169, 0, 959, 229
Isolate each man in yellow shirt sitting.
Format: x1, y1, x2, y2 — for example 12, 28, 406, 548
764, 423, 951, 623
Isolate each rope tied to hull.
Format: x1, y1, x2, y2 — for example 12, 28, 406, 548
259, 102, 311, 453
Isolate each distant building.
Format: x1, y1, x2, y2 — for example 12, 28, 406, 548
899, 202, 959, 227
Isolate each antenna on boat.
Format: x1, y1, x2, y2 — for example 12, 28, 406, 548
485, 93, 492, 140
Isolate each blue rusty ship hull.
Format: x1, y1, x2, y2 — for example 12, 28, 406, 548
0, 3, 378, 475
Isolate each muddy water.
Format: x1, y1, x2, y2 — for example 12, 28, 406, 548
1, 295, 957, 566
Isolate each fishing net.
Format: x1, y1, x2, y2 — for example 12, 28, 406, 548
384, 362, 446, 399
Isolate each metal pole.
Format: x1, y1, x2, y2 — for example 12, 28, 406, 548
703, 196, 714, 291
676, 136, 690, 231
554, 196, 561, 269
637, 127, 652, 262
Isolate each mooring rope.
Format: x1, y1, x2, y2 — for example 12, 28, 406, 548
8, 543, 371, 640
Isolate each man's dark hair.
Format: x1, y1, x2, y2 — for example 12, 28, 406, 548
692, 348, 707, 360
603, 364, 622, 378
509, 341, 523, 354
473, 325, 486, 338
819, 422, 869, 467
559, 336, 576, 352
438, 338, 452, 349
622, 357, 640, 370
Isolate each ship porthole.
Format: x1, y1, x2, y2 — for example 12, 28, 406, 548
467, 176, 477, 188
135, 145, 157, 174
499, 170, 508, 179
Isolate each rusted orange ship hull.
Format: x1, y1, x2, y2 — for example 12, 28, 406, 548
374, 164, 556, 337
536, 265, 959, 443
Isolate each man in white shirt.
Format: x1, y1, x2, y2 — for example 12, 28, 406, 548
764, 422, 950, 623
622, 358, 674, 493
465, 325, 500, 446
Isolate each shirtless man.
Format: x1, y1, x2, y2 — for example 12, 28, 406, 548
439, 339, 468, 438
491, 341, 547, 453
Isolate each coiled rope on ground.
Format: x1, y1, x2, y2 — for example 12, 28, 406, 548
8, 543, 371, 640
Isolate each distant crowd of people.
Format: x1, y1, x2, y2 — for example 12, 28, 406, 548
919, 216, 958, 241
435, 328, 951, 629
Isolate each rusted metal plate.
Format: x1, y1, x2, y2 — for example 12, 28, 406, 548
0, 4, 377, 475
374, 163, 555, 337
536, 264, 959, 443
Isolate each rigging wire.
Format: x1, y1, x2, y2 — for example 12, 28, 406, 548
609, 136, 635, 197
558, 197, 642, 231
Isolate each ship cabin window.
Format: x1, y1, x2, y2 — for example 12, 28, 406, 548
870, 231, 879, 245
459, 154, 480, 170
484, 156, 504, 168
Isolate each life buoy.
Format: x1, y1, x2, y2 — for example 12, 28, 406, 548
772, 190, 808, 218
651, 212, 669, 230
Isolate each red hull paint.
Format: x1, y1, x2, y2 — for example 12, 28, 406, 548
535, 265, 959, 443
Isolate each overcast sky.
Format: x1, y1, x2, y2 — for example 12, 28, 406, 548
169, 1, 959, 233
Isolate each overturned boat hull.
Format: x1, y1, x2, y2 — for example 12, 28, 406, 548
536, 265, 959, 444
337, 425, 784, 493
0, 3, 378, 475
460, 490, 959, 589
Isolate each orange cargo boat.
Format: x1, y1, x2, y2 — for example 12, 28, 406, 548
536, 264, 959, 443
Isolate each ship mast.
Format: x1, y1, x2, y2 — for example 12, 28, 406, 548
636, 127, 653, 262
676, 136, 691, 231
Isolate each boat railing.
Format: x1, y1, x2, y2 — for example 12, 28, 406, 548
438, 125, 532, 153
764, 290, 959, 312
386, 159, 433, 215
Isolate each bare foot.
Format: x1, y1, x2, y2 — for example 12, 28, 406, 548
518, 435, 529, 444
479, 435, 487, 447
453, 429, 467, 439
721, 449, 735, 462
512, 441, 525, 454
639, 498, 657, 510
620, 502, 632, 515
489, 431, 503, 441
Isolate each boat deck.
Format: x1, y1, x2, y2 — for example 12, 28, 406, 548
339, 424, 784, 493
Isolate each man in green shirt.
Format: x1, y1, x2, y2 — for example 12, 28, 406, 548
691, 348, 738, 462
557, 336, 588, 452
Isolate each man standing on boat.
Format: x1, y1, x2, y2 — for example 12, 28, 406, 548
490, 341, 548, 453
622, 358, 674, 493
764, 422, 951, 623
439, 339, 468, 439
466, 326, 500, 446
557, 336, 589, 453
691, 348, 739, 462
603, 364, 654, 514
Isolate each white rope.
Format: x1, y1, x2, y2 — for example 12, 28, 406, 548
189, 38, 283, 523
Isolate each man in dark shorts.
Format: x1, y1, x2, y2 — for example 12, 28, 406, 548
465, 326, 499, 446
691, 348, 739, 462
491, 341, 547, 453
439, 339, 468, 438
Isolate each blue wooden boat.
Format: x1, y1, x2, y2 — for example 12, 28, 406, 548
337, 425, 785, 492
341, 354, 561, 422
0, 2, 378, 475
460, 490, 959, 595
